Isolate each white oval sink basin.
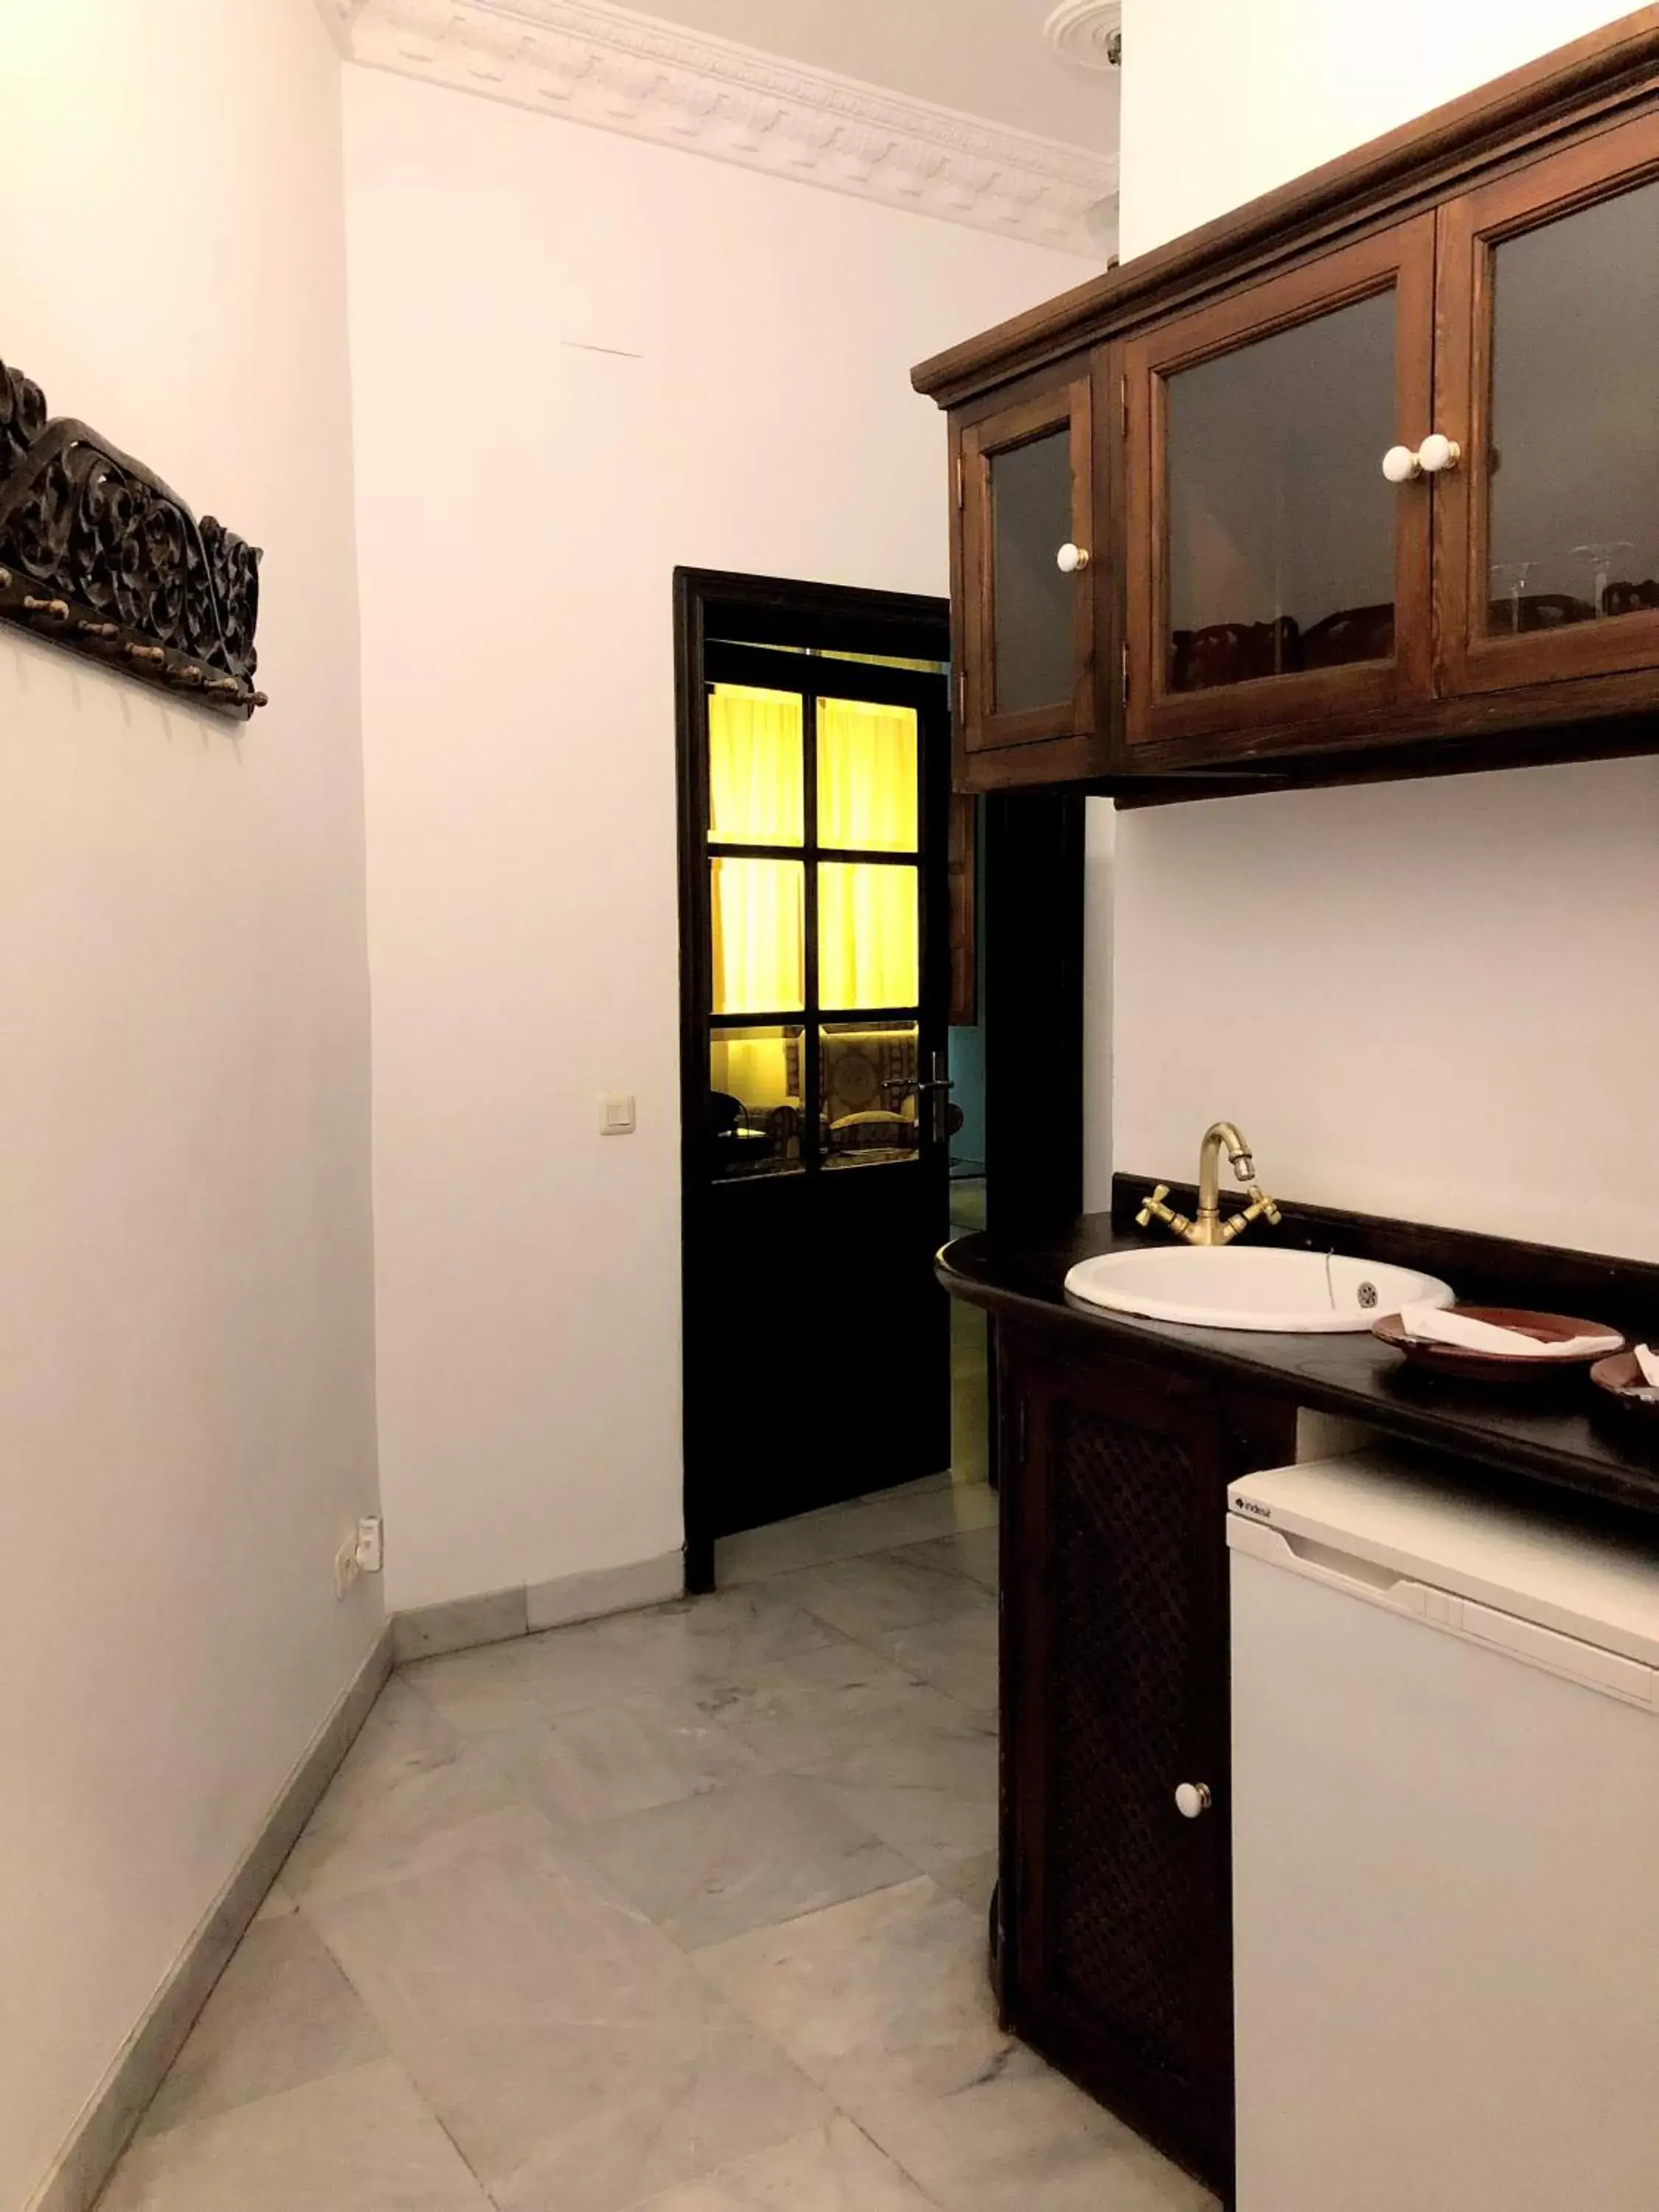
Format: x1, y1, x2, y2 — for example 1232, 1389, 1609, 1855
1064, 1245, 1455, 1333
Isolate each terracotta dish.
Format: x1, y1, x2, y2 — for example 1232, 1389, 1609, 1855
1372, 1304, 1624, 1384
1590, 1351, 1659, 1419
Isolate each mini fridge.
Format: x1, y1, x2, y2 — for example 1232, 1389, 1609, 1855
1228, 1447, 1659, 2212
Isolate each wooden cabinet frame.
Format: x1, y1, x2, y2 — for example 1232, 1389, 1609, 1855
1436, 104, 1659, 697
1124, 218, 1438, 754
959, 376, 1099, 761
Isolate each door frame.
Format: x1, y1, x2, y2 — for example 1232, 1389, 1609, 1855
673, 570, 1087, 1590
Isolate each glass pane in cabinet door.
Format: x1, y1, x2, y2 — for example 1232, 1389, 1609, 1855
821, 1021, 920, 1169
1487, 178, 1659, 637
991, 429, 1074, 714
1166, 288, 1397, 692
708, 1026, 804, 1180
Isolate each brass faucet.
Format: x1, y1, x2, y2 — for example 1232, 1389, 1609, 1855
1135, 1121, 1283, 1247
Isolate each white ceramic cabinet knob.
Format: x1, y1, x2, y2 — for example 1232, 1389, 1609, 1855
1416, 431, 1461, 475
1174, 1781, 1213, 1820
1382, 444, 1421, 484
1056, 542, 1090, 574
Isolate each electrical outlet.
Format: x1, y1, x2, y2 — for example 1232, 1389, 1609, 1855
334, 1533, 362, 1600
355, 1515, 383, 1575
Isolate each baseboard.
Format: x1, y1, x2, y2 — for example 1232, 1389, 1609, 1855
392, 1548, 686, 1661
24, 1624, 394, 2212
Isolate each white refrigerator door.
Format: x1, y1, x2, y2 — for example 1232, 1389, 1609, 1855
1232, 1549, 1659, 2212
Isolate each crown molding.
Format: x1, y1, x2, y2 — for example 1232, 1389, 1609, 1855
1043, 1, 1122, 76
333, 0, 1116, 255
312, 0, 354, 49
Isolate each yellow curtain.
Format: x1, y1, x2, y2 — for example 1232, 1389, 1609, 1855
709, 685, 803, 846
819, 862, 919, 1010
817, 698, 918, 852
711, 859, 804, 1014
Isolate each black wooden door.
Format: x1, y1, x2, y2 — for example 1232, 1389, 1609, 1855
998, 1326, 1295, 2200
679, 624, 953, 1571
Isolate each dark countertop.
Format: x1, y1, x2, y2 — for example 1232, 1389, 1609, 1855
940, 1211, 1659, 1522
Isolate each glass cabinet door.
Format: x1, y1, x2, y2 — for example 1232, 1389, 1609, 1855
1436, 110, 1659, 696
960, 376, 1097, 753
1124, 218, 1436, 751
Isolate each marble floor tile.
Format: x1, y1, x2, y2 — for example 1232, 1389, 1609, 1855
97, 2059, 494, 2212
307, 1818, 720, 2035
493, 1693, 770, 1828
893, 1527, 999, 1592
866, 1609, 999, 1711
310, 1823, 831, 2212
571, 1772, 914, 1950
423, 2019, 831, 2212
625, 2115, 939, 2211
136, 1915, 385, 2141
406, 1588, 836, 1737
716, 1483, 995, 1589
863, 2070, 1217, 2212
768, 1549, 992, 1647
853, 1472, 956, 1504
796, 1707, 998, 1874
585, 1586, 843, 1702
400, 1621, 641, 1733
695, 1640, 957, 1773
697, 1878, 1027, 2129
931, 1847, 998, 1923
279, 1676, 526, 1905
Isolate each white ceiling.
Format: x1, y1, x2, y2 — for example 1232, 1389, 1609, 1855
626, 0, 1119, 150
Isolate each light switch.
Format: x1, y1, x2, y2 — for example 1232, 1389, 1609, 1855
600, 1093, 636, 1135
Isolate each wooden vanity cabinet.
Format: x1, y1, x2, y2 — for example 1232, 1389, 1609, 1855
995, 1324, 1295, 2199
922, 10, 1659, 795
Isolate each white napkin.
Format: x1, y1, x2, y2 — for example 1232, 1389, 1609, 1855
1397, 1303, 1624, 1360
1635, 1343, 1659, 1391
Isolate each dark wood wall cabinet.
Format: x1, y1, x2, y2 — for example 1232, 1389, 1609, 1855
917, 9, 1659, 796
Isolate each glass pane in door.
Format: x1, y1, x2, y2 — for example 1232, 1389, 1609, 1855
710, 858, 804, 1013
818, 862, 919, 1011
1166, 288, 1398, 692
821, 1020, 920, 1169
817, 698, 918, 851
708, 1026, 804, 1180
709, 685, 804, 844
1486, 177, 1659, 636
991, 429, 1074, 714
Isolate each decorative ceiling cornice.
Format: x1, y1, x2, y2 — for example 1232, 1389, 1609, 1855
1043, 1, 1122, 75
330, 0, 1116, 255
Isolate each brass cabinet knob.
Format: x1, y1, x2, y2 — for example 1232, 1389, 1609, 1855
1175, 1781, 1213, 1820
1056, 542, 1091, 574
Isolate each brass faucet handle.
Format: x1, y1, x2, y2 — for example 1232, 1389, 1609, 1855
1135, 1183, 1194, 1239
1220, 1185, 1283, 1242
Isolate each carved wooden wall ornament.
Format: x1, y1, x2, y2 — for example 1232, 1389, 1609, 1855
0, 358, 266, 717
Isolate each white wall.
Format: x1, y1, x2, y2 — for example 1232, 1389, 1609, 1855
1107, 0, 1659, 1261
343, 68, 1096, 1610
0, 6, 380, 2204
